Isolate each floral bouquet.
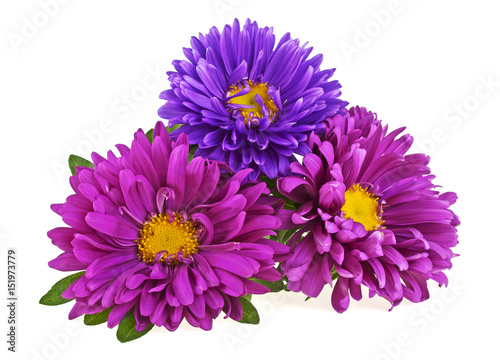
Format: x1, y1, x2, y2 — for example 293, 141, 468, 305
40, 19, 459, 342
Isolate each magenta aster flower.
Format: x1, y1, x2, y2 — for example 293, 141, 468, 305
47, 122, 289, 332
158, 18, 347, 180
278, 107, 459, 312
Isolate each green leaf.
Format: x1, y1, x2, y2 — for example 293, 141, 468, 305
116, 310, 153, 343
331, 269, 339, 281
39, 271, 85, 306
238, 297, 260, 325
243, 294, 252, 301
259, 175, 277, 192
250, 278, 285, 293
84, 307, 113, 326
282, 276, 291, 292
271, 228, 300, 244
145, 124, 180, 144
68, 155, 94, 175
259, 174, 299, 211
167, 123, 182, 133
145, 128, 154, 144
188, 144, 198, 162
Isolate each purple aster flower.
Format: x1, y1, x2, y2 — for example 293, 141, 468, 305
47, 122, 289, 332
158, 18, 348, 180
278, 106, 459, 313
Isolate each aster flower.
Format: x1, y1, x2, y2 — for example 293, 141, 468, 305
158, 18, 348, 180
46, 121, 289, 334
278, 106, 459, 312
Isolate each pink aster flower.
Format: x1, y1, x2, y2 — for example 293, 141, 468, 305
278, 106, 459, 312
47, 122, 289, 332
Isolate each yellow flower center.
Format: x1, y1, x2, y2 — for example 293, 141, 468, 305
341, 184, 384, 231
228, 80, 278, 124
137, 212, 199, 264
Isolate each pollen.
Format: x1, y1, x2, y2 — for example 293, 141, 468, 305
228, 80, 278, 124
137, 212, 199, 264
341, 184, 384, 231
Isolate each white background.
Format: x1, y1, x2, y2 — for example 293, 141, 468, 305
1, 0, 498, 359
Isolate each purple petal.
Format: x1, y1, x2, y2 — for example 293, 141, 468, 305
85, 213, 139, 240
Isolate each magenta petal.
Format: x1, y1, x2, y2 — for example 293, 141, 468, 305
331, 277, 350, 313
166, 144, 189, 210
205, 194, 247, 224
188, 267, 208, 294
253, 267, 282, 281
239, 215, 280, 235
193, 254, 219, 287
192, 213, 214, 245
188, 295, 206, 318
85, 213, 139, 240
182, 157, 205, 208
49, 252, 86, 271
51, 203, 64, 215
211, 212, 246, 243
213, 268, 245, 297
242, 278, 270, 295
202, 252, 256, 278
300, 255, 327, 297
329, 240, 345, 264
72, 235, 109, 265
173, 264, 194, 306
68, 302, 86, 320
277, 176, 316, 203
284, 235, 316, 281
312, 222, 332, 254
107, 302, 135, 328
382, 246, 409, 271
126, 273, 149, 290
47, 227, 77, 252
302, 153, 324, 186
318, 181, 345, 213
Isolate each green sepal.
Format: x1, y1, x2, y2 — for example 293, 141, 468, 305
39, 271, 85, 306
304, 296, 311, 302
238, 297, 260, 325
188, 144, 197, 162
331, 269, 339, 281
270, 228, 300, 244
68, 155, 94, 175
281, 275, 291, 292
145, 128, 154, 144
259, 175, 297, 209
260, 174, 277, 192
146, 125, 196, 161
167, 123, 182, 134
250, 277, 285, 292
145, 124, 181, 144
116, 310, 154, 343
84, 307, 113, 326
